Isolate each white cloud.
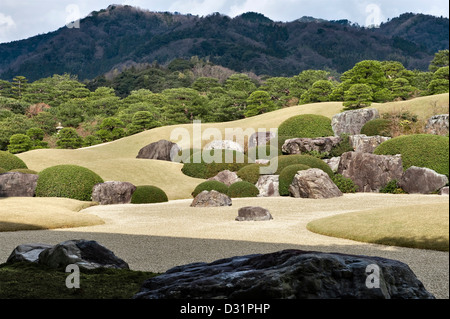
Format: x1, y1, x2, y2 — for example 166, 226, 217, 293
0, 12, 16, 43
168, 0, 227, 16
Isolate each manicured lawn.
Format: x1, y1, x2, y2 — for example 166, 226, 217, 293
307, 203, 449, 251
0, 262, 157, 299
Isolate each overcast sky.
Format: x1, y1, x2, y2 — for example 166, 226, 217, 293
1, 0, 449, 43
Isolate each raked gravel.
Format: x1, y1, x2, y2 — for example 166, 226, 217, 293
0, 193, 448, 299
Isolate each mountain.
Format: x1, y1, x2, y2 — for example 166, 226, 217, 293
0, 5, 448, 81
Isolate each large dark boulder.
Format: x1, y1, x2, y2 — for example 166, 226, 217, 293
337, 152, 403, 192
91, 181, 136, 205
133, 249, 435, 299
0, 172, 38, 197
136, 140, 181, 162
37, 240, 129, 270
235, 206, 273, 221
398, 166, 449, 194
6, 243, 53, 263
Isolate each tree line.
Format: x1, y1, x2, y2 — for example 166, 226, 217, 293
0, 50, 448, 153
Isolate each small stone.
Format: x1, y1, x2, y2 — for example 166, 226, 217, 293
236, 206, 273, 221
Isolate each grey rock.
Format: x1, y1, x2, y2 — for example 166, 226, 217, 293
0, 172, 38, 197
398, 166, 449, 194
38, 239, 129, 270
256, 175, 280, 197
235, 206, 273, 221
440, 186, 449, 196
190, 190, 232, 207
338, 152, 403, 192
332, 108, 380, 136
7, 243, 53, 263
282, 137, 342, 155
323, 157, 341, 172
133, 249, 435, 299
136, 140, 181, 162
349, 134, 391, 153
248, 131, 276, 148
208, 170, 242, 186
91, 181, 137, 205
289, 168, 343, 199
204, 140, 244, 153
425, 114, 449, 136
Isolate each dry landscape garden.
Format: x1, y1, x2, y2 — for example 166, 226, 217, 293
0, 7, 449, 301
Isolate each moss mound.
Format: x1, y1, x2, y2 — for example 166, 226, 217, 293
374, 134, 449, 176
271, 155, 334, 177
361, 119, 392, 137
227, 181, 259, 198
35, 165, 104, 201
131, 185, 169, 204
191, 180, 229, 197
236, 164, 267, 184
182, 149, 252, 179
278, 164, 311, 196
278, 114, 334, 138
0, 151, 28, 171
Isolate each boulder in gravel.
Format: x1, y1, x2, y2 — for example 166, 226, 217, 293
289, 168, 343, 199
349, 134, 391, 153
91, 181, 137, 205
331, 108, 379, 136
440, 186, 449, 196
282, 137, 342, 155
425, 114, 449, 136
133, 249, 435, 299
203, 140, 244, 153
207, 170, 241, 186
6, 243, 53, 263
337, 152, 403, 192
398, 166, 449, 194
190, 190, 232, 207
255, 175, 280, 197
136, 140, 181, 162
38, 240, 129, 270
236, 206, 273, 221
0, 172, 38, 197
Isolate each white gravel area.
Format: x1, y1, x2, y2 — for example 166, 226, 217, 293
0, 194, 448, 299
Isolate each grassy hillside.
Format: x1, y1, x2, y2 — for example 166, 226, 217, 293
17, 94, 449, 200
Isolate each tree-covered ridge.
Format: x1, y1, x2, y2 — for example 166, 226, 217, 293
0, 5, 448, 81
0, 50, 448, 154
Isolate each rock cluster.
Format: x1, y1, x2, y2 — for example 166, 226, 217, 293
134, 249, 435, 299
282, 137, 342, 155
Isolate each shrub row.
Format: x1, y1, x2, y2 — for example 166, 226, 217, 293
191, 180, 259, 198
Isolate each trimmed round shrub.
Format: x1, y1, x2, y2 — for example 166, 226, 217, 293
182, 150, 252, 179
191, 180, 229, 198
278, 114, 334, 138
246, 144, 279, 161
271, 155, 334, 177
331, 174, 359, 193
360, 119, 392, 137
227, 181, 259, 198
0, 151, 28, 171
131, 185, 169, 204
374, 134, 449, 176
279, 164, 311, 196
236, 164, 266, 184
35, 165, 104, 201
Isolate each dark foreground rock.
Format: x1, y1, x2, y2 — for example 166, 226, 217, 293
136, 139, 181, 161
133, 249, 435, 299
7, 243, 54, 263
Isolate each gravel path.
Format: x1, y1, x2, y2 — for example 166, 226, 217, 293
0, 194, 448, 299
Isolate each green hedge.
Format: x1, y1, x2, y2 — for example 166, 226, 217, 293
182, 150, 252, 179
35, 165, 104, 201
331, 174, 359, 193
130, 185, 169, 204
191, 180, 229, 197
0, 151, 28, 171
278, 164, 311, 196
271, 155, 334, 177
236, 164, 266, 184
227, 181, 259, 198
278, 114, 334, 138
374, 134, 449, 176
360, 119, 392, 137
